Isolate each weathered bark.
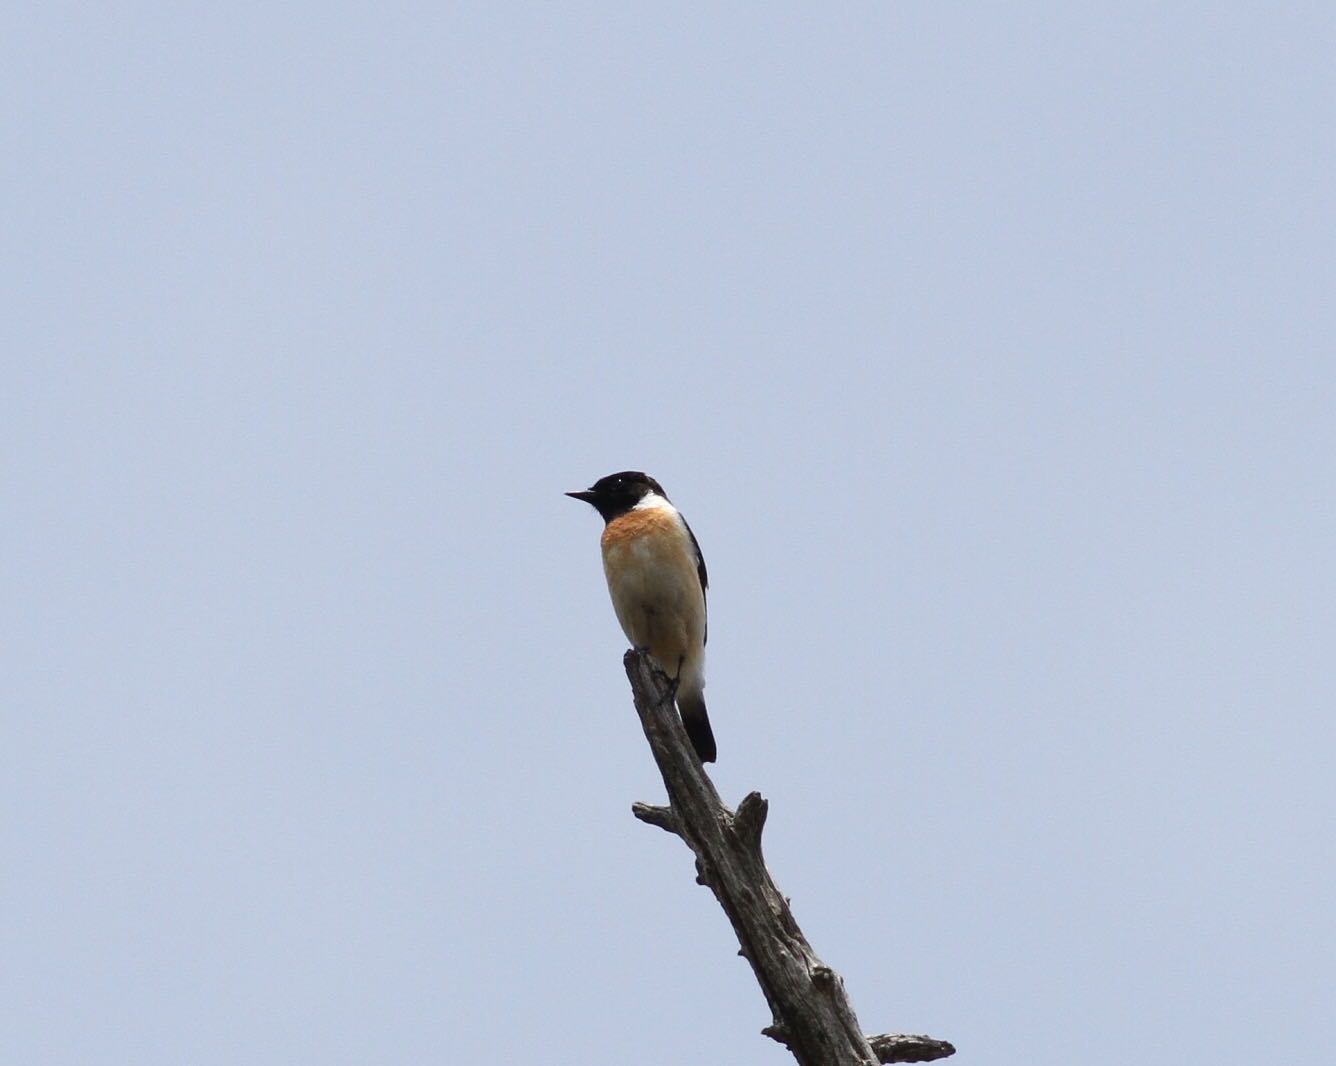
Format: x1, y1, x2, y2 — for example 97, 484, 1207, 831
623, 650, 955, 1066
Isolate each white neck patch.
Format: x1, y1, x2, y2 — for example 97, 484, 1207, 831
633, 491, 676, 513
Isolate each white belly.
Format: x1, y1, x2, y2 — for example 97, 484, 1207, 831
602, 534, 705, 682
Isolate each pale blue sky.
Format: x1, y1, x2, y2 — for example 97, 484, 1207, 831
4, 5, 1333, 1065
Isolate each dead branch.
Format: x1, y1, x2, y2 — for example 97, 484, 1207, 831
623, 649, 956, 1065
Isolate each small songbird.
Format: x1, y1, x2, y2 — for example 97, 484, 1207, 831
567, 471, 716, 762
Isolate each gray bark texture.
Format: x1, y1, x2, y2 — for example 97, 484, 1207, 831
623, 650, 956, 1066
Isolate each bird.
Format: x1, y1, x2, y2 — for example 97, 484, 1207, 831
566, 471, 716, 762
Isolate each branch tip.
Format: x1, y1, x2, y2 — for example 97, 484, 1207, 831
761, 1023, 792, 1047
631, 802, 679, 834
867, 1033, 957, 1063
733, 790, 769, 848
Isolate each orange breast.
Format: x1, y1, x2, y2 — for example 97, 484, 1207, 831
600, 505, 682, 549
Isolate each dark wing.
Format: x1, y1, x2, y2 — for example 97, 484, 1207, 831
681, 516, 708, 645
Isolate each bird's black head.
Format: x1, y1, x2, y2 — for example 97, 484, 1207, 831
566, 470, 668, 523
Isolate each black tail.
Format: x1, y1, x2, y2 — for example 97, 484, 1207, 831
678, 693, 717, 763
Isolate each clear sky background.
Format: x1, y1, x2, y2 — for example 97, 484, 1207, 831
4, 5, 1332, 1065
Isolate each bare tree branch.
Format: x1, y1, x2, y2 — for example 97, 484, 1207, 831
623, 649, 956, 1065
868, 1033, 958, 1063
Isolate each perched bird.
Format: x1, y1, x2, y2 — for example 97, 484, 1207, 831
567, 471, 716, 762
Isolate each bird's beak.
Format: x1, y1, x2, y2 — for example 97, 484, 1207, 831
565, 489, 598, 503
